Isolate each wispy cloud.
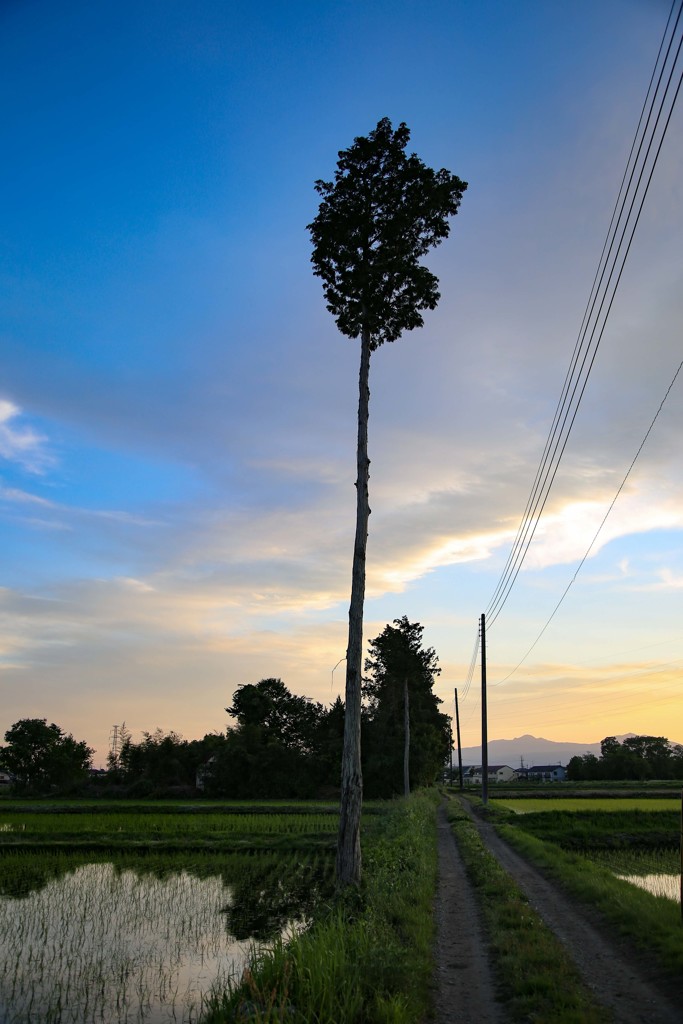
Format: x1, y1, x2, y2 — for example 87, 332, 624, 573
0, 481, 163, 531
0, 400, 53, 474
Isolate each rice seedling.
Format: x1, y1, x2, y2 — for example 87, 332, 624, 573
492, 797, 679, 814
0, 849, 334, 1023
0, 811, 339, 835
202, 790, 440, 1024
0, 809, 349, 855
581, 848, 681, 903
586, 847, 680, 876
489, 804, 679, 852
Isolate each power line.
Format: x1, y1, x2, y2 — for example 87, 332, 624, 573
460, 627, 480, 704
493, 358, 683, 686
484, 1, 683, 628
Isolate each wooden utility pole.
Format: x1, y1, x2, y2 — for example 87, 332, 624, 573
481, 613, 488, 807
403, 677, 410, 797
454, 687, 464, 791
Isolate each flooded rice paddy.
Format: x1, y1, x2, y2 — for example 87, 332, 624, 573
0, 852, 331, 1023
616, 871, 680, 901
585, 847, 681, 903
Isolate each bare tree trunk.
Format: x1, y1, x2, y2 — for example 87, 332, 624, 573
403, 676, 410, 797
336, 326, 371, 887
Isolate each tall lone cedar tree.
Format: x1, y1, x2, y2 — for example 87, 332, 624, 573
308, 118, 466, 885
363, 617, 450, 798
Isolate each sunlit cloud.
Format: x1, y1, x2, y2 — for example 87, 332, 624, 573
517, 484, 683, 571
648, 568, 683, 591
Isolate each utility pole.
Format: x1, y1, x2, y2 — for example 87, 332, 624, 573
481, 613, 488, 807
454, 687, 463, 791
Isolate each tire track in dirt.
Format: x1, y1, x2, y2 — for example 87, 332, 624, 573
433, 805, 505, 1023
450, 796, 682, 1024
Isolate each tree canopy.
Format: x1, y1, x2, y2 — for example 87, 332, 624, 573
363, 617, 450, 797
207, 678, 333, 798
566, 735, 683, 781
0, 718, 93, 793
226, 677, 323, 755
309, 117, 467, 345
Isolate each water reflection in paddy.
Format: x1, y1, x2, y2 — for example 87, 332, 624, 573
616, 872, 680, 902
0, 857, 325, 1023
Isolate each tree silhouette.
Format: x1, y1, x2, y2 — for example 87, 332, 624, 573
363, 617, 448, 798
0, 718, 93, 793
308, 118, 466, 884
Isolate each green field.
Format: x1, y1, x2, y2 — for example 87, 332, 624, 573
0, 798, 346, 1023
485, 798, 679, 852
0, 793, 440, 1024
0, 810, 339, 836
492, 797, 680, 813
0, 800, 363, 852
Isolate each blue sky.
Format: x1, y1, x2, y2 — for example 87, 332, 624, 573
1, 0, 682, 764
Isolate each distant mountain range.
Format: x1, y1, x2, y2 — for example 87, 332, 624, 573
453, 733, 636, 768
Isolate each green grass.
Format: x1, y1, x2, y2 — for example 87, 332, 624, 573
0, 807, 351, 852
0, 799, 356, 813
493, 797, 680, 813
586, 847, 680, 875
490, 806, 679, 852
0, 847, 334, 901
201, 790, 440, 1024
478, 780, 683, 796
1, 811, 339, 827
445, 796, 608, 1023
497, 824, 683, 975
0, 811, 339, 835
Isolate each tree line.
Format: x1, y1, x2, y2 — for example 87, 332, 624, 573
566, 734, 683, 781
0, 617, 449, 799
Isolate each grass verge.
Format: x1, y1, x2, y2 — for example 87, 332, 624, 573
490, 804, 679, 851
445, 796, 607, 1023
497, 822, 683, 976
201, 790, 439, 1024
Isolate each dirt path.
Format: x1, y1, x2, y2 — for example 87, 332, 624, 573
433, 805, 505, 1023
433, 798, 682, 1023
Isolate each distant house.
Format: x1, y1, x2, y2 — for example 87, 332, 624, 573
443, 765, 475, 784
0, 771, 13, 789
467, 764, 518, 784
523, 764, 566, 783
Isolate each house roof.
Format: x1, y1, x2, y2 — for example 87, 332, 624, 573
526, 764, 565, 772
